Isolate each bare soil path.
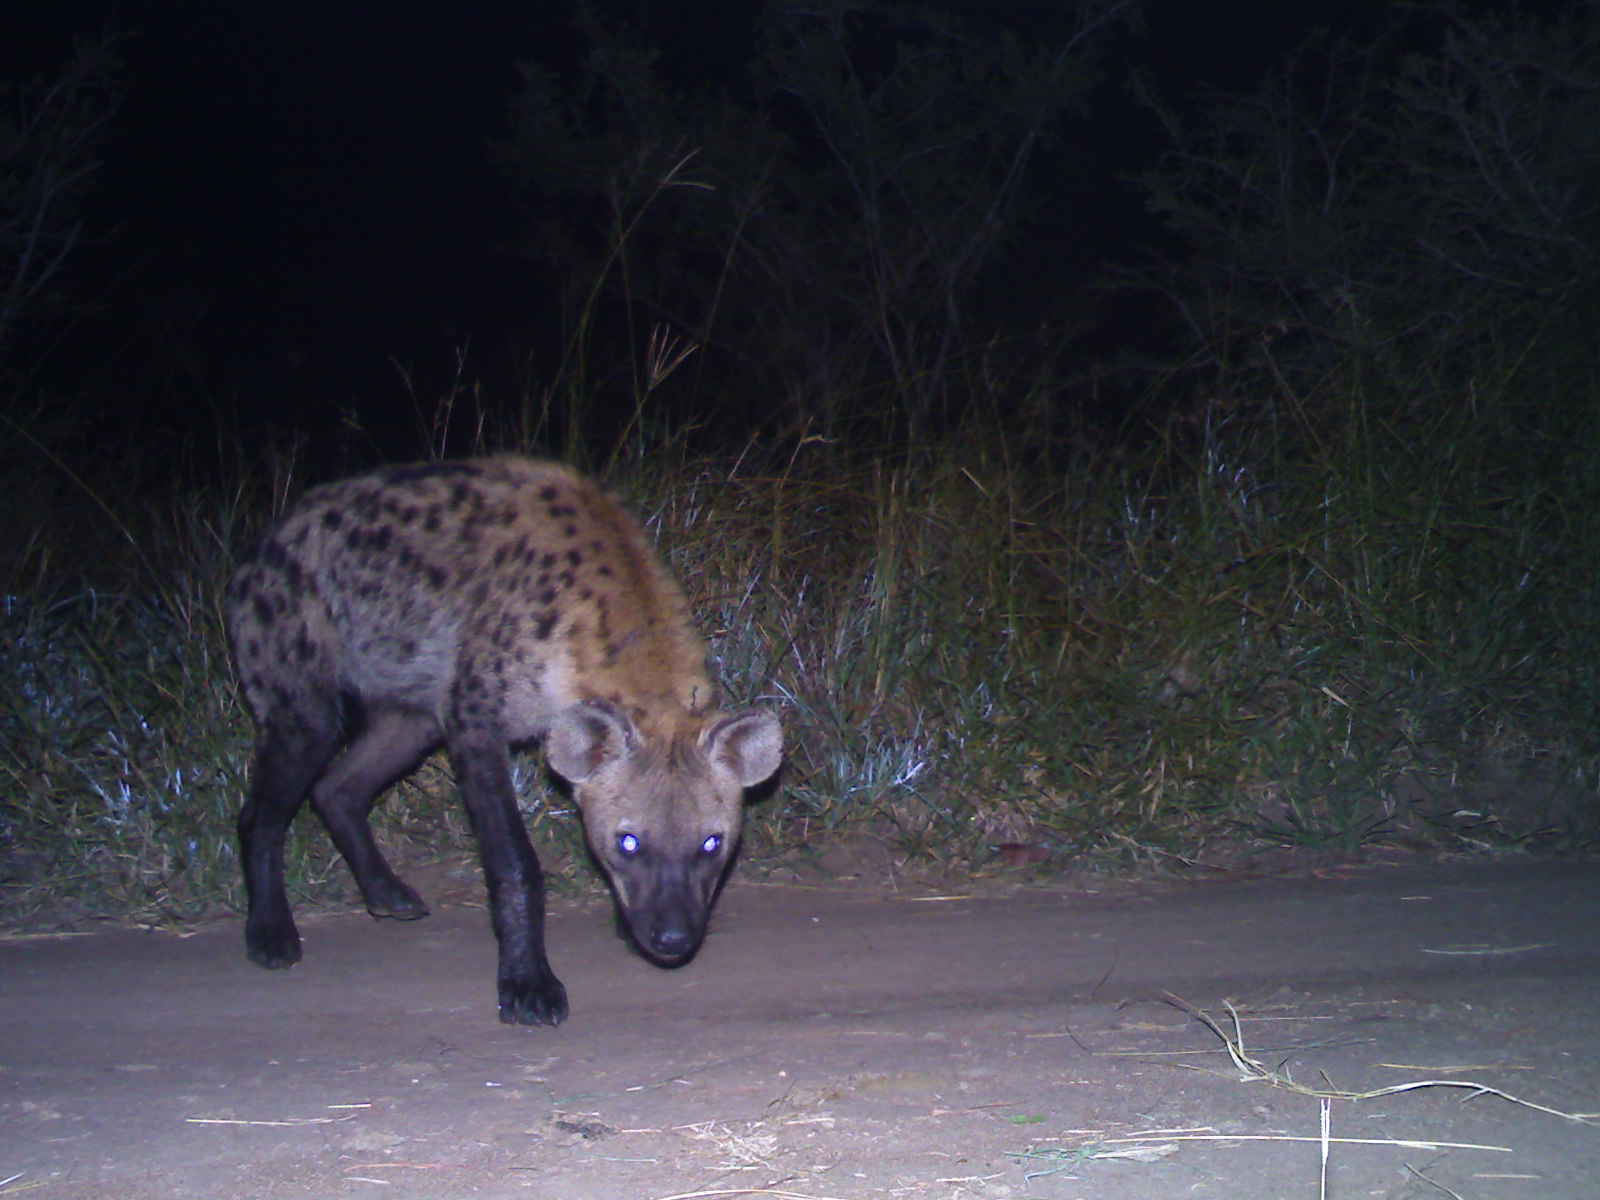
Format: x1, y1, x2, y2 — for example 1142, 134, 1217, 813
3, 857, 1597, 1199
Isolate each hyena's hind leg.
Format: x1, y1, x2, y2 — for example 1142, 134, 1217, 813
310, 705, 440, 921
239, 700, 344, 969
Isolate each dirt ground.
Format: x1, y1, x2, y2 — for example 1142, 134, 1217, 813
3, 854, 1597, 1199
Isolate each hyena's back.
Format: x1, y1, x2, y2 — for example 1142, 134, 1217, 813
228, 456, 713, 738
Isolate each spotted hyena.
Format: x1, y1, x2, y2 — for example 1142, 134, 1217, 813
226, 457, 783, 1026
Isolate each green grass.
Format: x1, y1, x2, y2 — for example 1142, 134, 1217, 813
2, 356, 1598, 932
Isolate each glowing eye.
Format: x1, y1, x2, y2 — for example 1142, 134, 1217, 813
617, 833, 640, 856
700, 834, 722, 856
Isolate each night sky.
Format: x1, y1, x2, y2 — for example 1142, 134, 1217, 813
7, 0, 1400, 452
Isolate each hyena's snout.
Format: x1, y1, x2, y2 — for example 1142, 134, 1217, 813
617, 868, 719, 966
637, 907, 699, 962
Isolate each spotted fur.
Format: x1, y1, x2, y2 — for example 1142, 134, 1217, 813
227, 457, 782, 1025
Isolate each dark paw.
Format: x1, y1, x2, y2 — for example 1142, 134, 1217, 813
498, 974, 569, 1026
363, 877, 430, 921
245, 922, 302, 969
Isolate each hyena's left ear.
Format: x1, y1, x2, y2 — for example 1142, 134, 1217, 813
546, 700, 635, 782
703, 710, 783, 788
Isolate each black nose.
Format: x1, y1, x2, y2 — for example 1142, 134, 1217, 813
650, 926, 694, 958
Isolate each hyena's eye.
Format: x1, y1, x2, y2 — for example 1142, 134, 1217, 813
700, 834, 722, 856
617, 833, 640, 857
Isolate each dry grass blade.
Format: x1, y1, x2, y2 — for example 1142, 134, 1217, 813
185, 1102, 366, 1127
1099, 1132, 1509, 1152
677, 1119, 779, 1170
1165, 992, 1600, 1124
1010, 1141, 1182, 1182
1319, 1095, 1330, 1200
645, 324, 699, 392
650, 1190, 854, 1200
1405, 1163, 1468, 1199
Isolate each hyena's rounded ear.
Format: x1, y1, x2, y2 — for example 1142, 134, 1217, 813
546, 700, 635, 782
704, 710, 784, 788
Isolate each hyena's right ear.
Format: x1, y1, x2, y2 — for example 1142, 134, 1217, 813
546, 700, 635, 782
704, 710, 784, 788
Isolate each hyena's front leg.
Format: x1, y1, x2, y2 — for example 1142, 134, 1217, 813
448, 728, 569, 1026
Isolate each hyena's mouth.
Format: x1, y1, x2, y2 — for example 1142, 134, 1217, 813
624, 911, 705, 966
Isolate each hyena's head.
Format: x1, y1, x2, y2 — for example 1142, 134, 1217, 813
546, 699, 783, 966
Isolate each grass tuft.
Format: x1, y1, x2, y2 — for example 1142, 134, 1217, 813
3, 350, 1598, 929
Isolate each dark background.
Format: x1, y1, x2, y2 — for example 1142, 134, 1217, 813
0, 0, 1545, 464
